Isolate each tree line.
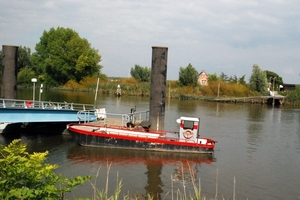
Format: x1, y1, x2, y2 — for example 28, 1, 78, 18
0, 26, 290, 96
131, 63, 284, 95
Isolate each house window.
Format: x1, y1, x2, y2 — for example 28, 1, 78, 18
201, 80, 206, 85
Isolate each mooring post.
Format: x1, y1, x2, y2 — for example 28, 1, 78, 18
149, 46, 168, 131
1, 45, 18, 99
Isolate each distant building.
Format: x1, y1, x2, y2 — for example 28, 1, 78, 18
198, 70, 208, 86
282, 84, 296, 91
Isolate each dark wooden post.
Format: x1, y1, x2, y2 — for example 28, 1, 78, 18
2, 45, 18, 99
149, 46, 168, 130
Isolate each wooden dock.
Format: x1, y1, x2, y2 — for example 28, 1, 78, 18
212, 95, 285, 105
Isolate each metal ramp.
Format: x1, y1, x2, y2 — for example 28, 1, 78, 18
0, 98, 98, 123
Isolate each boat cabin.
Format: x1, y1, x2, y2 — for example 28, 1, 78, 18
176, 117, 200, 141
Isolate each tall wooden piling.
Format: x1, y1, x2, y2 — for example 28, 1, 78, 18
1, 45, 18, 99
149, 46, 168, 130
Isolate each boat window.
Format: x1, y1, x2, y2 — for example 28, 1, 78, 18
183, 120, 194, 130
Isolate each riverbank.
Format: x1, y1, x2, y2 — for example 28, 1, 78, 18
18, 78, 300, 106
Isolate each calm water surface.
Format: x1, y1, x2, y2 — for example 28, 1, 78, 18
1, 90, 300, 199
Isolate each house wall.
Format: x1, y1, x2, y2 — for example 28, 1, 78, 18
198, 71, 208, 85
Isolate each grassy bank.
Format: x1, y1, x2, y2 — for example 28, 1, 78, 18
62, 77, 257, 100
26, 76, 299, 106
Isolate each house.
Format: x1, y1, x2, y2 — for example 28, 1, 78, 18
281, 84, 296, 91
198, 70, 208, 86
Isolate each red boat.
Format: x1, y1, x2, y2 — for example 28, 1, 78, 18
67, 116, 217, 154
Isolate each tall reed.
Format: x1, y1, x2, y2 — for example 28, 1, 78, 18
82, 161, 239, 200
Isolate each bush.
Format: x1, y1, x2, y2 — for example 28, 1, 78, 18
0, 139, 91, 200
201, 81, 256, 97
286, 86, 300, 104
178, 63, 198, 87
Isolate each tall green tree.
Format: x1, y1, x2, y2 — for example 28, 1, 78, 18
130, 64, 151, 82
249, 64, 268, 94
178, 63, 199, 86
31, 27, 102, 86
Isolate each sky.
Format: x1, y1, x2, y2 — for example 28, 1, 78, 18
1, 0, 299, 83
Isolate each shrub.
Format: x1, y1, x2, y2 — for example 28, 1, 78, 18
0, 139, 91, 200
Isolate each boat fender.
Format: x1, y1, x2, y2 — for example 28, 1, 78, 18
183, 129, 193, 139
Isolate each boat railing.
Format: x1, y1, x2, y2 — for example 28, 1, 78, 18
77, 110, 97, 123
0, 98, 95, 111
94, 110, 150, 127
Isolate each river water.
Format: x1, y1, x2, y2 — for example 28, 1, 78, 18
1, 89, 300, 200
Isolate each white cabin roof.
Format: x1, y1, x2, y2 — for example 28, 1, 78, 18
177, 116, 199, 123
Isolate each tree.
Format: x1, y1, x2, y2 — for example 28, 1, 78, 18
265, 70, 283, 91
130, 64, 151, 82
17, 67, 36, 85
286, 85, 300, 103
17, 46, 37, 85
217, 72, 246, 85
249, 64, 268, 94
208, 73, 219, 81
219, 72, 229, 82
31, 27, 102, 86
238, 75, 247, 85
178, 63, 199, 86
18, 46, 32, 72
0, 139, 91, 199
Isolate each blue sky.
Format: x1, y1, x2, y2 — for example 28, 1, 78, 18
1, 0, 299, 83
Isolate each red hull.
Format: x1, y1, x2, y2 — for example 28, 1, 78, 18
67, 123, 216, 154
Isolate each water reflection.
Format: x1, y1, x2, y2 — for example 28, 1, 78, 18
246, 123, 263, 154
293, 109, 300, 152
144, 160, 163, 199
176, 100, 197, 113
1, 133, 69, 153
67, 146, 215, 199
247, 104, 266, 121
171, 160, 199, 184
246, 105, 264, 155
18, 89, 96, 104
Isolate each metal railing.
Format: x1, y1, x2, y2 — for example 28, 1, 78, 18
0, 98, 95, 111
79, 109, 150, 126
77, 110, 98, 123
114, 110, 149, 126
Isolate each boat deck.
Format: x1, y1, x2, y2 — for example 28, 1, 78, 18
68, 123, 208, 145
71, 123, 161, 137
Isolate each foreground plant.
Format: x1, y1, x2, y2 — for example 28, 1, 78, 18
0, 139, 91, 200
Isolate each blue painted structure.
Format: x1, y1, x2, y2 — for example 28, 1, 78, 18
0, 98, 97, 123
